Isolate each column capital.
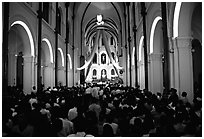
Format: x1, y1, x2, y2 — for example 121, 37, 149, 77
174, 36, 193, 40
23, 55, 35, 63
149, 53, 162, 61
58, 66, 65, 70
174, 36, 193, 50
138, 61, 144, 66
46, 62, 54, 68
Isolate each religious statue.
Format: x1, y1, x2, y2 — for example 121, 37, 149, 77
101, 69, 107, 79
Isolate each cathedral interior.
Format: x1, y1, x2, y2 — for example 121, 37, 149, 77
2, 2, 202, 137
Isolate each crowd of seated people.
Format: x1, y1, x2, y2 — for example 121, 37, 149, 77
2, 84, 202, 137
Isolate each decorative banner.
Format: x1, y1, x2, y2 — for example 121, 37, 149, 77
101, 30, 123, 70
77, 30, 101, 70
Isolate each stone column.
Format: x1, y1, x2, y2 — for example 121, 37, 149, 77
8, 53, 17, 86
58, 66, 66, 86
141, 2, 149, 91
43, 63, 53, 89
138, 61, 145, 90
23, 56, 34, 95
169, 37, 175, 89
149, 53, 163, 94
174, 36, 194, 102
50, 63, 55, 89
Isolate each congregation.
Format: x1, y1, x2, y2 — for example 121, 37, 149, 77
2, 84, 202, 137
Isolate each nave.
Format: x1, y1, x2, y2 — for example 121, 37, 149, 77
2, 2, 202, 137
2, 84, 202, 136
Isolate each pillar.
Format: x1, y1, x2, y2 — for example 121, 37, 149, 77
23, 56, 34, 95
133, 2, 138, 87
127, 2, 132, 87
161, 2, 170, 92
55, 2, 59, 87
37, 2, 42, 91
149, 53, 163, 94
174, 36, 194, 102
141, 2, 148, 91
169, 37, 175, 89
2, 2, 9, 96
65, 2, 69, 87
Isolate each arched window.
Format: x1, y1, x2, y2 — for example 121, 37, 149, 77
102, 38, 104, 46
42, 2, 49, 23
110, 36, 114, 45
93, 69, 97, 76
93, 53, 97, 64
101, 53, 106, 64
111, 69, 115, 75
101, 69, 107, 78
56, 7, 61, 35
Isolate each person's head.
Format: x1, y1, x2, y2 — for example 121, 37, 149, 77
134, 117, 142, 127
103, 124, 114, 137
182, 92, 187, 97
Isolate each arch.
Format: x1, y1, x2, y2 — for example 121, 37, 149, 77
101, 69, 107, 78
110, 36, 114, 45
42, 38, 54, 63
58, 48, 64, 67
93, 69, 97, 76
11, 20, 35, 57
111, 69, 115, 75
150, 16, 162, 54
173, 2, 182, 38
67, 54, 72, 69
138, 36, 144, 61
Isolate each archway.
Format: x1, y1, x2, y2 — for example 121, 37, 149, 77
8, 21, 34, 94
101, 69, 107, 81
149, 17, 163, 94
41, 39, 54, 89
92, 69, 97, 79
174, 2, 202, 102
57, 48, 65, 86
